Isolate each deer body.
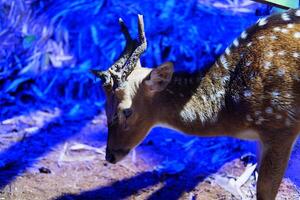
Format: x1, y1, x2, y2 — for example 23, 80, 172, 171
92, 10, 300, 200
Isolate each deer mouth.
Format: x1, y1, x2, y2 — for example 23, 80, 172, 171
105, 148, 130, 164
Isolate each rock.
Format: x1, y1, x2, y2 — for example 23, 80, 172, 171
39, 167, 51, 174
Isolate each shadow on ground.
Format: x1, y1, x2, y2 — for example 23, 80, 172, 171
56, 161, 216, 200
0, 103, 98, 189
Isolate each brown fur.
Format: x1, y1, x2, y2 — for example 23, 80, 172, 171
96, 9, 300, 200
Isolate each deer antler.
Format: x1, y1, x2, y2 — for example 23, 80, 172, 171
121, 14, 147, 82
91, 15, 147, 89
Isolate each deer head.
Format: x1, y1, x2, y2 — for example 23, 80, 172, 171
91, 15, 174, 163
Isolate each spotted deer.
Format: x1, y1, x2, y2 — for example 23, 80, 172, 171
91, 10, 300, 200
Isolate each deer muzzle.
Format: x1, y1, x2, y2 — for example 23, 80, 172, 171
105, 148, 130, 164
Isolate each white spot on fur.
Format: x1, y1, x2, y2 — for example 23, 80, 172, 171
278, 51, 286, 56
265, 107, 273, 114
246, 61, 252, 66
220, 55, 229, 70
294, 32, 300, 39
281, 13, 291, 21
263, 61, 272, 70
246, 115, 253, 122
232, 95, 240, 103
296, 10, 300, 17
215, 90, 225, 98
255, 111, 262, 116
277, 68, 285, 76
266, 51, 274, 57
272, 91, 280, 97
273, 27, 281, 32
293, 52, 300, 58
270, 35, 278, 40
258, 36, 265, 40
180, 106, 197, 122
222, 75, 230, 83
241, 31, 247, 39
281, 28, 289, 34
225, 47, 230, 55
247, 42, 252, 47
233, 39, 239, 47
201, 95, 207, 102
257, 17, 268, 26
244, 90, 252, 97
287, 24, 294, 29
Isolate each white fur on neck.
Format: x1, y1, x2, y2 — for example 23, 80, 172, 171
180, 104, 205, 123
179, 87, 225, 124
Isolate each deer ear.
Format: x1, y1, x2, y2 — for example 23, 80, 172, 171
145, 62, 174, 92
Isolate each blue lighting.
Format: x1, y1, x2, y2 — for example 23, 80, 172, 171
0, 0, 299, 199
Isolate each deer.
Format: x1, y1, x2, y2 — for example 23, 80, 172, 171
91, 9, 300, 200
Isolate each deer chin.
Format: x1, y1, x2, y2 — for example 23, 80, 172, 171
105, 148, 130, 164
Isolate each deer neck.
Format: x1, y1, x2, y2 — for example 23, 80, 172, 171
154, 63, 230, 136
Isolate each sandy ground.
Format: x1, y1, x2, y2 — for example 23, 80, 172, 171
0, 104, 299, 200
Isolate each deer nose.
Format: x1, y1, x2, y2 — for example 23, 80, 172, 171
105, 148, 130, 164
105, 149, 116, 164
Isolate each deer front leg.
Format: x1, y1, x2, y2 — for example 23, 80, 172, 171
257, 133, 296, 200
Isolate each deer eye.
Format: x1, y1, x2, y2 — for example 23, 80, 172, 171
123, 108, 133, 118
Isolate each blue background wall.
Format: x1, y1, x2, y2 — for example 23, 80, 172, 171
0, 0, 261, 105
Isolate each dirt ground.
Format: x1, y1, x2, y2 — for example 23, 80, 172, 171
0, 103, 299, 200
